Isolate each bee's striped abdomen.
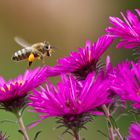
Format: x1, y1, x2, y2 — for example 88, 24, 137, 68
12, 48, 32, 61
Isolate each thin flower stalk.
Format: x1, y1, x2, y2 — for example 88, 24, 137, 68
16, 111, 30, 140
102, 105, 123, 140
102, 104, 115, 140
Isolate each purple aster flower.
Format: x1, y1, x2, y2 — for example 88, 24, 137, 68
53, 35, 113, 80
29, 72, 111, 135
127, 123, 140, 140
111, 60, 140, 109
106, 9, 140, 49
0, 66, 48, 113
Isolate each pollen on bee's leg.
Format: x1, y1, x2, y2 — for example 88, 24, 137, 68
27, 53, 35, 68
28, 53, 35, 62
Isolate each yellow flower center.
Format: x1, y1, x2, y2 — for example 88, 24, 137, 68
0, 80, 24, 92
88, 50, 91, 61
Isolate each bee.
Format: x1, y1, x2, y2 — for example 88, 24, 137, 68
12, 37, 54, 67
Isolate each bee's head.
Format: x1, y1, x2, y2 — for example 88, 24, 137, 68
44, 41, 55, 56
44, 41, 51, 50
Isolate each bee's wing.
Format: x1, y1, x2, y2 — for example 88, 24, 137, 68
14, 37, 31, 48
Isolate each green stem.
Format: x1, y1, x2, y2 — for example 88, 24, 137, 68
16, 111, 30, 140
102, 105, 114, 140
73, 130, 80, 140
102, 104, 123, 140
109, 127, 114, 140
115, 128, 123, 140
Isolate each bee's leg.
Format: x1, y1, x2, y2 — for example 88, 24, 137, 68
28, 61, 33, 67
41, 57, 45, 66
39, 54, 45, 66
27, 53, 35, 68
27, 61, 33, 69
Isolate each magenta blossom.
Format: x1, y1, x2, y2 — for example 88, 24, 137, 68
0, 131, 8, 140
106, 9, 140, 49
52, 35, 113, 80
111, 60, 140, 109
29, 72, 111, 130
127, 123, 140, 140
0, 67, 48, 112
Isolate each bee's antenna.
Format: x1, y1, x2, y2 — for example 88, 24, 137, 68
51, 46, 57, 49
44, 41, 49, 45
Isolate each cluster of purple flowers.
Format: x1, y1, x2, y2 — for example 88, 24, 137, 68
0, 9, 140, 140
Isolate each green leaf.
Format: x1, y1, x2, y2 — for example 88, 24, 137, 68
34, 130, 42, 140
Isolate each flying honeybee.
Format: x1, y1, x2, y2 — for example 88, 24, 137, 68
12, 37, 54, 67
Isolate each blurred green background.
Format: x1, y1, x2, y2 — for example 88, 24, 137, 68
0, 0, 139, 139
